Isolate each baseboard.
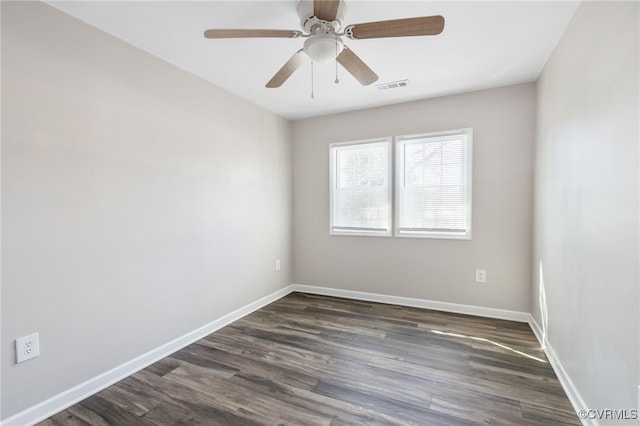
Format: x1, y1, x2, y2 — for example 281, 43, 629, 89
1, 285, 295, 426
291, 284, 531, 323
4, 284, 589, 426
528, 315, 593, 426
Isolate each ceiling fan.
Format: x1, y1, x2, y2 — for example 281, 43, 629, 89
204, 0, 444, 88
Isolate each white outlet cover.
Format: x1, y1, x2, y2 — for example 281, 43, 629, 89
16, 333, 40, 363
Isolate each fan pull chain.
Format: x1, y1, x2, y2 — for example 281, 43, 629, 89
311, 61, 315, 99
334, 39, 340, 84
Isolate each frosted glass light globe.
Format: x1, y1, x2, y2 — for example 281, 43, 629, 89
304, 34, 344, 63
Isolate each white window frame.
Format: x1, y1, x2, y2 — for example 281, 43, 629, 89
329, 137, 392, 237
394, 128, 473, 240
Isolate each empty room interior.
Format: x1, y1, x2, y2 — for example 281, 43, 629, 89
1, 0, 639, 425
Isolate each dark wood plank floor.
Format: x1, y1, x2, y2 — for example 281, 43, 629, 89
39, 293, 580, 425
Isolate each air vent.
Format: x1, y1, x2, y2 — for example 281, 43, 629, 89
376, 79, 410, 91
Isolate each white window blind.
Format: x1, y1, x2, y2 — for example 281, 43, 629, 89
330, 139, 391, 236
396, 129, 472, 239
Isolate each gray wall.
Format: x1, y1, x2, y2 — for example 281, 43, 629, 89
532, 0, 639, 413
292, 83, 536, 312
6, 0, 637, 421
1, 1, 292, 418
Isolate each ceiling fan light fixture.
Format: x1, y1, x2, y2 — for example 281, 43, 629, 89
204, 1, 445, 89
304, 33, 343, 62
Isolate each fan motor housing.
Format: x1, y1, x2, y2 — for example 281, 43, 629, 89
297, 0, 347, 34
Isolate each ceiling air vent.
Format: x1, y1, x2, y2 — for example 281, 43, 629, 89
376, 79, 410, 91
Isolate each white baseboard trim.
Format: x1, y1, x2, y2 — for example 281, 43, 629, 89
2, 285, 295, 426
291, 284, 531, 323
5, 284, 589, 426
528, 315, 593, 426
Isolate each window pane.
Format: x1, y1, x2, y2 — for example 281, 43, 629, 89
330, 140, 391, 236
397, 130, 472, 238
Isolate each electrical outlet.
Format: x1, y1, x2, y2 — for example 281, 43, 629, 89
275, 259, 281, 271
16, 333, 40, 363
475, 269, 487, 283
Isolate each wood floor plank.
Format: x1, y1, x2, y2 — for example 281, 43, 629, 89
40, 413, 92, 426
38, 292, 580, 425
35, 420, 59, 426
134, 369, 271, 425
321, 356, 434, 405
230, 373, 416, 426
143, 357, 180, 378
77, 395, 156, 425
312, 381, 465, 426
194, 340, 322, 391
162, 365, 332, 425
367, 354, 576, 414
60, 403, 116, 426
93, 386, 155, 417
520, 402, 585, 425
168, 342, 239, 376
428, 393, 524, 425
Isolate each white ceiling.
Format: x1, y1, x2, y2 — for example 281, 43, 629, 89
46, 1, 580, 120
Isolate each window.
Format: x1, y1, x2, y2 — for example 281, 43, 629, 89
329, 129, 472, 240
329, 138, 392, 236
396, 129, 472, 239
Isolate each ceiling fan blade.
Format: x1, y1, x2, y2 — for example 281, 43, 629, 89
204, 29, 302, 39
336, 47, 378, 86
266, 49, 307, 88
314, 0, 340, 22
345, 16, 445, 40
